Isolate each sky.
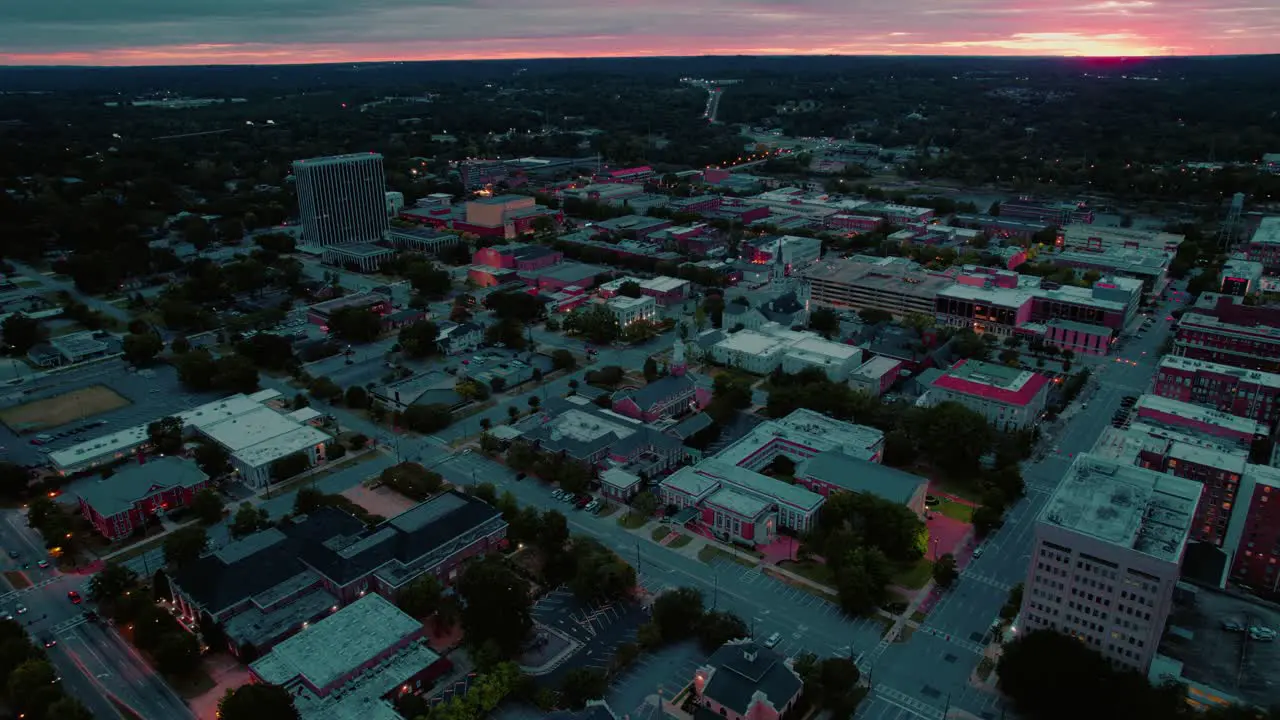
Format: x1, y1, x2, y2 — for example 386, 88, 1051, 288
0, 0, 1276, 66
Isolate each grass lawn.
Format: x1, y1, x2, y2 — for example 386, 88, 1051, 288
931, 478, 984, 504
893, 558, 935, 590
651, 526, 671, 542
617, 512, 649, 529
977, 657, 996, 682
778, 559, 834, 586
936, 498, 975, 523
698, 545, 757, 568
910, 610, 928, 624
668, 534, 692, 549
596, 503, 618, 518
0, 384, 131, 431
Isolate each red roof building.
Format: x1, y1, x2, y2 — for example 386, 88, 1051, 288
928, 359, 1051, 431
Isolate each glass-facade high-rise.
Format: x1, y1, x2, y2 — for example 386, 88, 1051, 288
294, 153, 389, 246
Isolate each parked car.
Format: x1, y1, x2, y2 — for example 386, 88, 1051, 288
1251, 626, 1277, 642
972, 546, 985, 560
551, 490, 565, 500
1222, 618, 1246, 632
763, 632, 782, 649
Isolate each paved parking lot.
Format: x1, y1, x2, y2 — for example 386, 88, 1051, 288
0, 360, 222, 468
643, 559, 885, 661
606, 640, 705, 720
528, 587, 646, 684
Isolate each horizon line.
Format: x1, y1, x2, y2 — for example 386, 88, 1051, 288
2, 50, 1278, 71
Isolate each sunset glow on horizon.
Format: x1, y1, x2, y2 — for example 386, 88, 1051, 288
1, 0, 1277, 67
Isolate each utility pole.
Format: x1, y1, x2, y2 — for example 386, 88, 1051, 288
713, 569, 719, 610
943, 692, 951, 719
635, 541, 641, 575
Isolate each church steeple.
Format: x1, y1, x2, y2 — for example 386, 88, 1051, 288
671, 339, 687, 376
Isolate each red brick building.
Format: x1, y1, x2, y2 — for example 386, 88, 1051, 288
76, 457, 211, 540
1173, 297, 1280, 373
1152, 355, 1280, 426
1224, 465, 1280, 591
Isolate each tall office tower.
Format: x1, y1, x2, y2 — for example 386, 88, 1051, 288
294, 153, 389, 246
1019, 455, 1200, 673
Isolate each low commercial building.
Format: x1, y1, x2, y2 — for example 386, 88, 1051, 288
953, 214, 1052, 242
925, 359, 1051, 431
385, 227, 460, 255
321, 243, 396, 273
592, 215, 673, 241
693, 640, 803, 720
1152, 355, 1280, 426
1048, 247, 1172, 292
607, 295, 657, 327
1219, 256, 1264, 297
1132, 394, 1269, 449
1243, 216, 1280, 272
1062, 224, 1184, 254
848, 356, 904, 397
514, 397, 689, 477
249, 594, 453, 720
453, 195, 559, 239
710, 324, 862, 380
796, 450, 927, 512
860, 202, 936, 225
76, 458, 212, 540
597, 275, 691, 305
307, 292, 392, 328
599, 467, 644, 504
562, 183, 643, 204
1002, 198, 1094, 226
659, 408, 889, 545
1018, 454, 1200, 673
28, 331, 113, 367
1040, 318, 1114, 356
743, 235, 823, 272
171, 492, 506, 656
522, 261, 609, 293
50, 391, 331, 488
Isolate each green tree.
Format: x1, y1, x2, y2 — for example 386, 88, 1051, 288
631, 490, 659, 519
153, 631, 202, 676
567, 304, 620, 345
45, 697, 94, 720
1, 313, 44, 353
87, 562, 139, 604
6, 658, 58, 716
327, 306, 382, 343
616, 281, 644, 298
122, 332, 164, 366
706, 371, 753, 424
230, 502, 270, 539
559, 667, 607, 710
796, 654, 866, 719
652, 587, 704, 641
170, 335, 191, 354
697, 610, 748, 652
456, 556, 532, 658
397, 574, 444, 618
193, 442, 231, 477
402, 403, 453, 433
0, 462, 30, 500
308, 376, 342, 403
643, 356, 660, 382
147, 416, 184, 455
163, 526, 208, 569
218, 683, 300, 720
933, 553, 959, 588
809, 307, 840, 339
833, 546, 892, 616
398, 320, 439, 358
269, 452, 311, 481
344, 385, 370, 409
191, 488, 225, 525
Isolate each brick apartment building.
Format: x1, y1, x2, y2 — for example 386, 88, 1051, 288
1244, 216, 1280, 272
1173, 297, 1280, 373
1152, 355, 1280, 426
1224, 465, 1280, 591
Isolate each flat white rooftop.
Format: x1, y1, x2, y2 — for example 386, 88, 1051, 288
1135, 394, 1269, 437
251, 594, 426, 693
236, 425, 331, 469
546, 408, 638, 444
1042, 454, 1199, 563
715, 407, 884, 468
1158, 355, 1280, 389
1249, 216, 1280, 247
852, 356, 903, 380
202, 405, 307, 452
